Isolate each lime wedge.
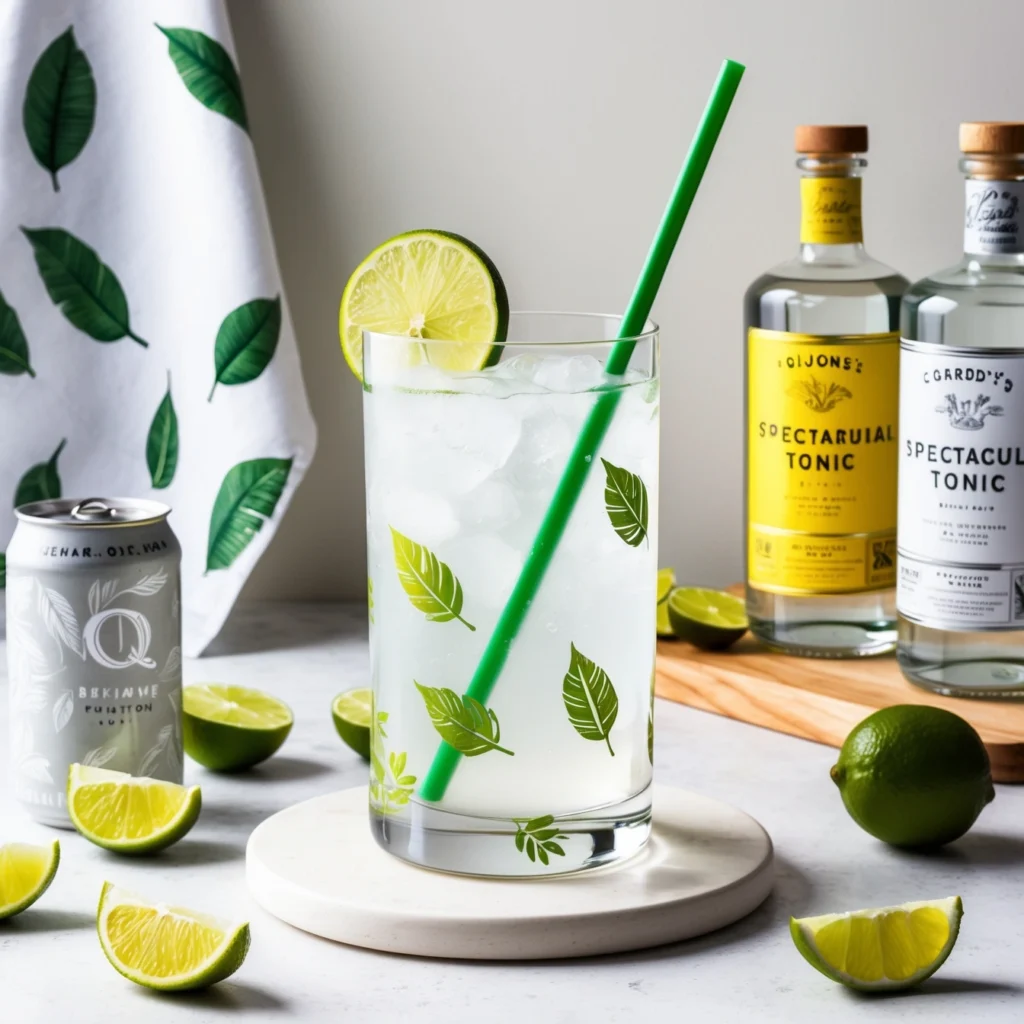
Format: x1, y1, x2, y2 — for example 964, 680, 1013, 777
332, 688, 373, 760
791, 897, 963, 991
667, 586, 748, 650
339, 229, 508, 382
183, 684, 293, 772
97, 881, 250, 991
0, 840, 60, 919
656, 567, 676, 637
67, 765, 201, 855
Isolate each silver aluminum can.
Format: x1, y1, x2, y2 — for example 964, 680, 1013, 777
6, 497, 182, 826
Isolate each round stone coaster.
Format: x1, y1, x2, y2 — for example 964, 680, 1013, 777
246, 784, 773, 960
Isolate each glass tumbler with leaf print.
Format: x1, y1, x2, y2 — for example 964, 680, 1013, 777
363, 313, 658, 877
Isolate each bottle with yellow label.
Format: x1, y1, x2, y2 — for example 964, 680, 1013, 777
745, 125, 908, 657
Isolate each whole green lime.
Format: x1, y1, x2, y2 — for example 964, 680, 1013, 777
831, 705, 994, 848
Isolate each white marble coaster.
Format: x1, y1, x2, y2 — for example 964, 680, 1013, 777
245, 784, 773, 960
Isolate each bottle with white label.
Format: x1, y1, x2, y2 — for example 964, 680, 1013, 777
745, 125, 907, 657
898, 122, 1024, 697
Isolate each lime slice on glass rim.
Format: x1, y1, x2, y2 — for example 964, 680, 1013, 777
97, 881, 250, 991
791, 896, 963, 991
656, 567, 676, 637
67, 765, 201, 855
338, 229, 509, 382
332, 688, 373, 760
183, 684, 294, 773
666, 586, 748, 650
0, 840, 60, 919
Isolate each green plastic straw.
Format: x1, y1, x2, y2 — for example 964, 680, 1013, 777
420, 59, 746, 802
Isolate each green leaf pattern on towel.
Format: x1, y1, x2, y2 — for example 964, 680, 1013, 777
22, 227, 148, 347
14, 440, 65, 508
157, 26, 248, 133
207, 457, 293, 571
0, 290, 35, 377
23, 27, 96, 191
209, 296, 281, 400
146, 372, 178, 489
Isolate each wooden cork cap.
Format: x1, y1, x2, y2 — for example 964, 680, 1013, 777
960, 122, 1024, 154
794, 125, 868, 154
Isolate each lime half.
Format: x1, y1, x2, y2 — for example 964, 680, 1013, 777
332, 688, 373, 760
656, 568, 676, 637
97, 881, 250, 991
339, 230, 508, 382
791, 897, 963, 991
183, 684, 293, 772
0, 840, 60, 919
67, 765, 201, 855
667, 587, 748, 650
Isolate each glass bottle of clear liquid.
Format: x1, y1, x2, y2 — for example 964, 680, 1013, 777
898, 122, 1024, 697
745, 125, 908, 657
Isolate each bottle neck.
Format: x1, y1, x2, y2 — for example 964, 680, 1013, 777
962, 155, 1024, 261
797, 155, 866, 263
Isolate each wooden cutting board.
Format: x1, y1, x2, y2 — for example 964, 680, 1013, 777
655, 635, 1024, 783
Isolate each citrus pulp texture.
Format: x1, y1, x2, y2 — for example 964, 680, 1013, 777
67, 765, 201, 855
183, 684, 293, 772
0, 840, 60, 919
98, 881, 250, 991
339, 230, 508, 382
791, 896, 963, 991
667, 586, 748, 650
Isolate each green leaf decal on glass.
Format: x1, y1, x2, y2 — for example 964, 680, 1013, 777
146, 371, 178, 489
513, 815, 568, 865
601, 458, 648, 547
14, 439, 65, 508
0, 553, 6, 589
390, 527, 475, 630
367, 576, 375, 625
648, 668, 655, 765
369, 703, 416, 815
415, 682, 514, 757
206, 457, 293, 571
209, 296, 281, 400
0, 289, 35, 377
562, 643, 618, 756
157, 25, 248, 133
21, 227, 148, 347
23, 27, 96, 192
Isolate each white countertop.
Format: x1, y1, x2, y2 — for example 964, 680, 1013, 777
2, 603, 1022, 1023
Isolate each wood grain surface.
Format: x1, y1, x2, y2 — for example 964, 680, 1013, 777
655, 636, 1024, 783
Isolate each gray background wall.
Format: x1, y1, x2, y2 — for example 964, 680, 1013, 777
227, 0, 1023, 601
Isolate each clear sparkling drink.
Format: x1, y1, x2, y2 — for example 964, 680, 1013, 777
6, 498, 183, 826
898, 122, 1024, 697
745, 125, 907, 657
363, 313, 658, 876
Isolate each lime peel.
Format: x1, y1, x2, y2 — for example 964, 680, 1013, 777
67, 765, 201, 855
332, 688, 373, 760
97, 881, 250, 991
338, 229, 508, 382
0, 840, 60, 919
791, 896, 963, 991
183, 684, 293, 772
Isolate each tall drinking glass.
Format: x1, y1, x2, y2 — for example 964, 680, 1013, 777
363, 312, 659, 876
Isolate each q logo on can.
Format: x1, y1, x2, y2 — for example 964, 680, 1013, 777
83, 608, 157, 670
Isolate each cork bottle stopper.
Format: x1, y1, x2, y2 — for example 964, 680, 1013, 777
794, 125, 868, 155
960, 122, 1024, 154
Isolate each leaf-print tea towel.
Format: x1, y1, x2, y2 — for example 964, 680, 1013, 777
0, 0, 317, 656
